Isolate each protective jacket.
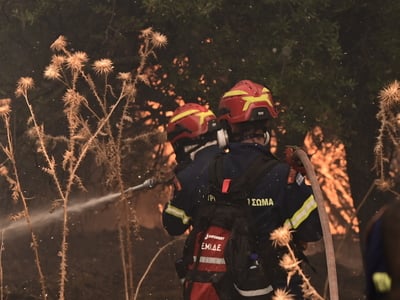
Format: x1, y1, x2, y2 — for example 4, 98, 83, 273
163, 142, 322, 297
365, 204, 393, 300
163, 144, 220, 236
163, 142, 321, 240
214, 143, 322, 296
219, 143, 322, 244
365, 215, 390, 300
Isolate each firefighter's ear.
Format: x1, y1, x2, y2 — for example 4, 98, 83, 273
217, 128, 229, 149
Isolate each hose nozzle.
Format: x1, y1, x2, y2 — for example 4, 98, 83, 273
124, 178, 157, 193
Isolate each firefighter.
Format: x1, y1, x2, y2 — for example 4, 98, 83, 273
216, 80, 322, 298
365, 199, 400, 300
162, 103, 221, 236
364, 205, 391, 300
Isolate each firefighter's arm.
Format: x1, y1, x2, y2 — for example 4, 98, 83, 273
162, 176, 192, 236
283, 176, 322, 243
283, 193, 318, 234
285, 146, 307, 179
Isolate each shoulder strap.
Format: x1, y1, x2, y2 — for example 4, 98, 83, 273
234, 154, 279, 194
209, 152, 279, 199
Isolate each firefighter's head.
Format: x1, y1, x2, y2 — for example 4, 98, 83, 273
167, 103, 219, 163
218, 80, 278, 144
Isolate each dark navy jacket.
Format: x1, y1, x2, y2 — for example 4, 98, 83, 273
162, 142, 322, 298
163, 142, 322, 243
365, 205, 392, 300
214, 142, 321, 243
365, 216, 388, 300
162, 144, 220, 236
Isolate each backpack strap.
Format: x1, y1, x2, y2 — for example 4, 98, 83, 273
233, 153, 279, 194
184, 153, 279, 298
209, 152, 279, 202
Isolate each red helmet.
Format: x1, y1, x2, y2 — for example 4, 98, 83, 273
167, 103, 218, 144
218, 80, 278, 124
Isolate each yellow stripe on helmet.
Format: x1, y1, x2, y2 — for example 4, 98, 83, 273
196, 110, 215, 125
242, 94, 273, 111
223, 88, 273, 112
222, 89, 248, 98
169, 109, 215, 125
169, 109, 199, 123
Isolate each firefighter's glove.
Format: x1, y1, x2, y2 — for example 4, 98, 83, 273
285, 146, 307, 176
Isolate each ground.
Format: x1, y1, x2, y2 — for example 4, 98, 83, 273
0, 188, 366, 300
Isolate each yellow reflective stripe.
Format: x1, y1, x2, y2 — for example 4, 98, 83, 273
196, 111, 215, 126
222, 88, 272, 112
223, 88, 271, 99
223, 89, 248, 98
164, 203, 191, 224
373, 272, 391, 292
261, 87, 269, 93
169, 109, 198, 123
242, 94, 273, 111
169, 109, 214, 125
284, 195, 317, 229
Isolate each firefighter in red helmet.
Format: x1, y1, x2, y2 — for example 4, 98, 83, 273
163, 82, 322, 300
218, 79, 278, 144
215, 80, 322, 299
163, 103, 221, 235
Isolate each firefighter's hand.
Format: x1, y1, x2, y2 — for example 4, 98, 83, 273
285, 146, 307, 176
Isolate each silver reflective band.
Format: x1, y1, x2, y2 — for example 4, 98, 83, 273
193, 256, 226, 265
234, 283, 273, 296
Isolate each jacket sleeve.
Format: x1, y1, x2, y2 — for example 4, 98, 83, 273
364, 216, 390, 299
162, 146, 220, 236
283, 172, 322, 242
162, 173, 193, 236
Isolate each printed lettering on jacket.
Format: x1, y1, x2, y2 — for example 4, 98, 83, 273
207, 194, 275, 207
247, 198, 274, 206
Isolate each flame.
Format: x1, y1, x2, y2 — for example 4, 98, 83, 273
304, 126, 359, 235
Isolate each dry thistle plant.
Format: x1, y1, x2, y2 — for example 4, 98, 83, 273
2, 27, 168, 300
373, 80, 400, 193
270, 226, 324, 300
0, 98, 48, 299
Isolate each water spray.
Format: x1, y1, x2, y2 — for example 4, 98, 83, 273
0, 177, 157, 239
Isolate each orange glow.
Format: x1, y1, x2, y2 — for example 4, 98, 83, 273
163, 141, 176, 167
304, 126, 359, 235
147, 100, 160, 109
175, 96, 185, 106
269, 129, 277, 154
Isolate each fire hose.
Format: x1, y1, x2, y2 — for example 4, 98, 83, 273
293, 148, 339, 300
